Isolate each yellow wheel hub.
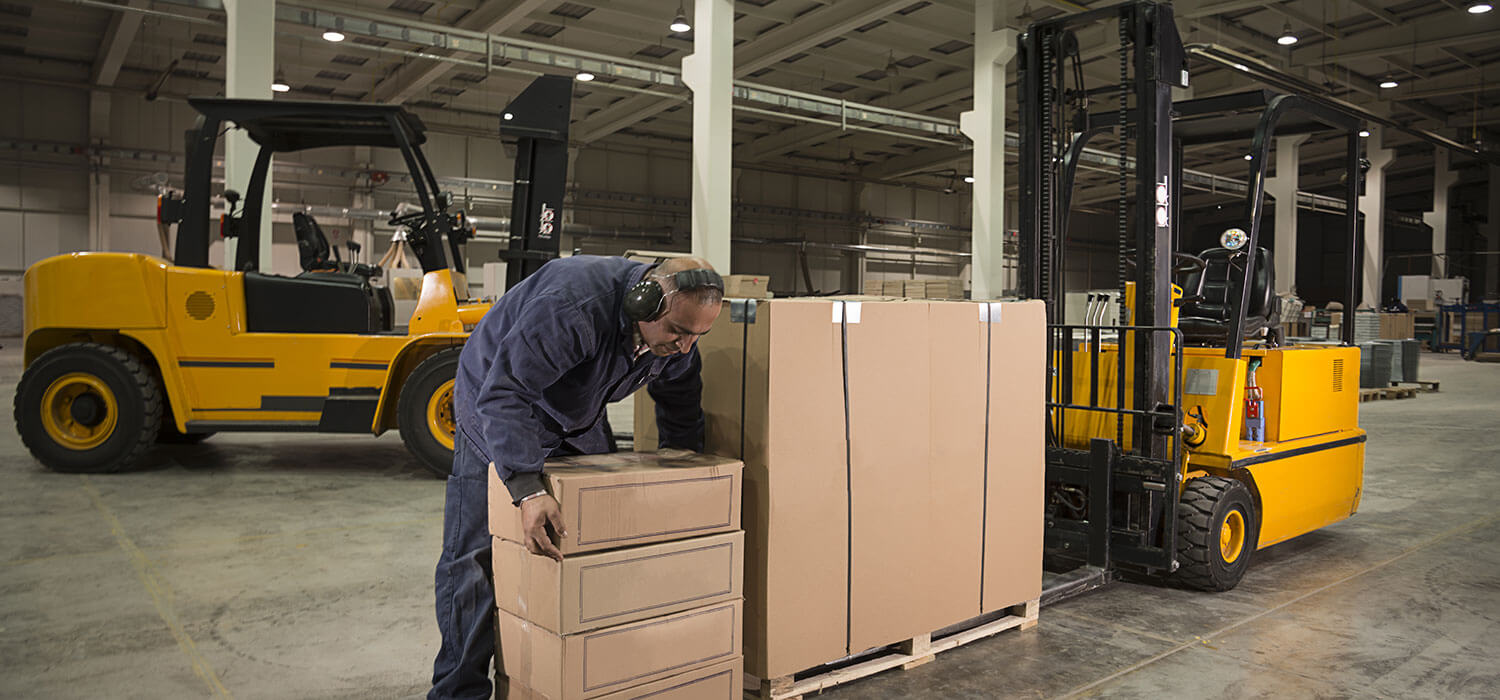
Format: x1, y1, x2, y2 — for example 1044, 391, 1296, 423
426, 379, 456, 451
40, 373, 118, 451
1219, 509, 1246, 564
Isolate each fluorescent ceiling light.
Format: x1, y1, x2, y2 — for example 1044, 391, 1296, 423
1359, 129, 1370, 138
502, 112, 514, 120
322, 30, 345, 42
1380, 78, 1399, 89
1276, 22, 1297, 46
1468, 2, 1492, 14
271, 82, 290, 93
576, 72, 595, 82
963, 175, 975, 184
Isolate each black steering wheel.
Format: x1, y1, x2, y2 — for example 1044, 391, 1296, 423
1173, 252, 1207, 276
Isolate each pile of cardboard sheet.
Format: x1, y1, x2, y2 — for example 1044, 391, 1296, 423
489, 452, 745, 699
861, 278, 967, 299
636, 297, 1044, 681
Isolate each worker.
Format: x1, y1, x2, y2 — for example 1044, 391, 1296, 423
428, 254, 723, 700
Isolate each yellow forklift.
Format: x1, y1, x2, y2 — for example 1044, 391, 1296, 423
15, 77, 573, 476
1020, 2, 1366, 593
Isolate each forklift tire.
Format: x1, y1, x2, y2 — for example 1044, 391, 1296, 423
399, 348, 461, 478
15, 343, 162, 473
1173, 476, 1258, 592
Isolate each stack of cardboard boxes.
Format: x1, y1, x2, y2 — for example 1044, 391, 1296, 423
861, 278, 967, 299
636, 297, 1044, 683
488, 452, 745, 699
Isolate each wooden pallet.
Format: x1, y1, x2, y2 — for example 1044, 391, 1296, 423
745, 599, 1040, 700
1359, 386, 1419, 402
1390, 380, 1440, 393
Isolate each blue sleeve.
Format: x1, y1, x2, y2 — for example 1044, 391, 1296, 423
474, 294, 593, 502
647, 347, 705, 451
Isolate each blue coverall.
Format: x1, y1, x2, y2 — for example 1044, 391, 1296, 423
429, 255, 705, 700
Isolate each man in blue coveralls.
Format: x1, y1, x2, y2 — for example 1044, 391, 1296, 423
428, 254, 724, 700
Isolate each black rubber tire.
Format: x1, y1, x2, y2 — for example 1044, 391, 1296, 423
398, 348, 461, 478
1173, 476, 1259, 591
15, 343, 163, 473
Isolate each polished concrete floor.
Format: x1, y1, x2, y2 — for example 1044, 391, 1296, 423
1, 344, 1496, 699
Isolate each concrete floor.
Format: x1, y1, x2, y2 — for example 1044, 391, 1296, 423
1, 345, 1496, 699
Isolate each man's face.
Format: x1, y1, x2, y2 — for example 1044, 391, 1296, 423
638, 295, 720, 356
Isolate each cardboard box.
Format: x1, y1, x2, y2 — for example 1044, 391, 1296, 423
924, 278, 965, 299
493, 532, 744, 635
489, 453, 742, 556
1379, 312, 1414, 340
881, 280, 904, 296
722, 274, 770, 299
635, 299, 1045, 678
499, 655, 742, 700
495, 600, 742, 700
862, 280, 884, 296
902, 279, 927, 298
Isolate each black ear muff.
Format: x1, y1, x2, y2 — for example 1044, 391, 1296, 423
624, 278, 666, 322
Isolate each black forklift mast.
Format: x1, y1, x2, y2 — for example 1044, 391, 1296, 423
1019, 1, 1187, 588
497, 74, 573, 292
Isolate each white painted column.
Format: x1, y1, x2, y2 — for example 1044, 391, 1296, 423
960, 0, 1017, 300
1359, 127, 1394, 309
682, 0, 733, 272
223, 0, 274, 271
1423, 148, 1457, 277
1266, 134, 1307, 295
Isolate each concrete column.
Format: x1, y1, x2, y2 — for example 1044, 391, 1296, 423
1359, 127, 1394, 309
960, 0, 1017, 301
87, 91, 111, 253
1423, 148, 1458, 277
682, 0, 733, 272
223, 0, 274, 271
1266, 134, 1307, 295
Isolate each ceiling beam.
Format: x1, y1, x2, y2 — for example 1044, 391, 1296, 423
1348, 0, 1402, 27
369, 0, 550, 104
1289, 13, 1500, 64
92, 0, 148, 87
573, 0, 912, 144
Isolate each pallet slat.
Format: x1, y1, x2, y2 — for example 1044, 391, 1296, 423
747, 600, 1039, 700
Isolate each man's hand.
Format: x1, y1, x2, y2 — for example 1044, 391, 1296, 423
519, 493, 566, 561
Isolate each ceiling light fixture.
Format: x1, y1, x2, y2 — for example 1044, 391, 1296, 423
669, 3, 691, 33
963, 175, 975, 184
272, 70, 290, 92
1358, 129, 1370, 138
1467, 2, 1493, 14
576, 71, 595, 81
1276, 22, 1297, 46
1379, 77, 1399, 89
1244, 154, 1254, 160
503, 112, 514, 121
322, 30, 345, 42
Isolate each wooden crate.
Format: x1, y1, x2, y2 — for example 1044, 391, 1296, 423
744, 599, 1039, 700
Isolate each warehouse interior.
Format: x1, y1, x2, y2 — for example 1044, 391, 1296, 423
4, 0, 1500, 698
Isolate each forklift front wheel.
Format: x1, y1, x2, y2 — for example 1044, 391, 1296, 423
15, 343, 162, 473
399, 348, 462, 478
1173, 476, 1259, 591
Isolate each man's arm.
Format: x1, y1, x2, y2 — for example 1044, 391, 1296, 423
472, 294, 594, 503
647, 347, 705, 452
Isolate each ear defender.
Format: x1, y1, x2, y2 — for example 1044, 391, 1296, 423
623, 268, 724, 323
624, 278, 667, 322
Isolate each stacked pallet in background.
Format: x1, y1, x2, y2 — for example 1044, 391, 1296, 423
723, 274, 771, 299
635, 297, 1044, 695
488, 453, 745, 699
859, 278, 966, 299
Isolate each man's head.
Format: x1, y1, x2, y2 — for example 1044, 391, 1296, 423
636, 256, 724, 356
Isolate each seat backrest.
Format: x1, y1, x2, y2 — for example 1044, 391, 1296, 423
1180, 247, 1275, 323
292, 212, 333, 272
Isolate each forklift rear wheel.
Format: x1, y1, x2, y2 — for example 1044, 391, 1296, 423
399, 348, 461, 477
15, 343, 162, 473
1173, 476, 1258, 591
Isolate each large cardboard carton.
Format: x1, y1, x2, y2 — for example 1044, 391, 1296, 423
495, 600, 743, 700
499, 656, 742, 700
489, 453, 742, 556
493, 532, 744, 634
1379, 312, 1414, 340
635, 299, 1045, 678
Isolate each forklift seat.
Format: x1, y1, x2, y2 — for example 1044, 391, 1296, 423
1178, 247, 1279, 344
293, 212, 378, 280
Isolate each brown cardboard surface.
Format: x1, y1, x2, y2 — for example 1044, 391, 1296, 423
499, 656, 741, 700
723, 274, 770, 299
982, 300, 1046, 612
496, 601, 742, 700
489, 453, 742, 556
493, 532, 744, 634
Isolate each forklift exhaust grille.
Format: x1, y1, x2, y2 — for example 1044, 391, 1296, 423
186, 291, 216, 320
1332, 358, 1344, 392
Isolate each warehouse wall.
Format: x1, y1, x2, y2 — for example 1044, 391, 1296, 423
2, 77, 974, 297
